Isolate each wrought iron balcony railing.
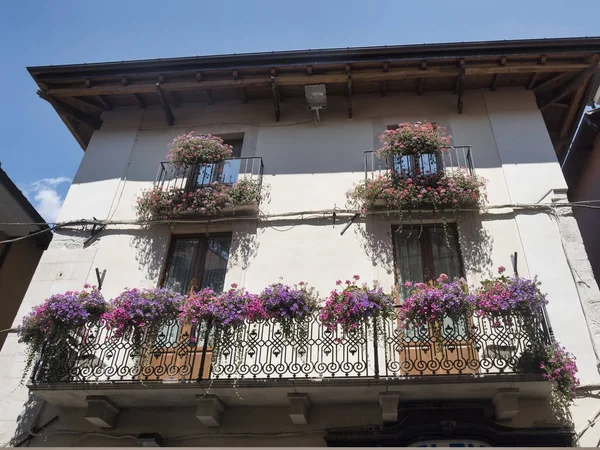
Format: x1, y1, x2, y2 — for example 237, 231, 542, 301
365, 146, 475, 180
155, 156, 264, 192
31, 309, 551, 385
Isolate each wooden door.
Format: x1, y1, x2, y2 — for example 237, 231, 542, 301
141, 234, 232, 381
392, 225, 479, 376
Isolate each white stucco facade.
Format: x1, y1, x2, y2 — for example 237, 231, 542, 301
1, 87, 599, 447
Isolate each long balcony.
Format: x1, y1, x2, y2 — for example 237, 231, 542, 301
29, 309, 553, 408
365, 145, 475, 180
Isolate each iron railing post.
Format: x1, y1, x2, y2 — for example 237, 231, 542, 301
372, 317, 380, 379
198, 320, 213, 381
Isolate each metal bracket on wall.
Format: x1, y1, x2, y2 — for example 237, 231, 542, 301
510, 252, 518, 276
340, 213, 360, 236
95, 268, 106, 291
84, 217, 106, 247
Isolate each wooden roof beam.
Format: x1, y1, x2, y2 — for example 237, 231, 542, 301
38, 90, 102, 130
270, 75, 280, 122
346, 65, 352, 119
490, 56, 506, 91
68, 97, 105, 114
533, 72, 573, 94
158, 75, 179, 108
42, 62, 593, 98
156, 83, 174, 126
97, 95, 113, 110
454, 60, 465, 95
205, 89, 214, 105
527, 55, 548, 90
133, 93, 146, 109
526, 73, 540, 90
538, 63, 598, 109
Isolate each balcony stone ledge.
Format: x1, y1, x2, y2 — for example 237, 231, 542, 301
29, 373, 551, 410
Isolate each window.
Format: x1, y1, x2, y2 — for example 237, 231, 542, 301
392, 224, 465, 339
157, 234, 232, 347
163, 234, 232, 295
386, 124, 442, 177
195, 138, 243, 187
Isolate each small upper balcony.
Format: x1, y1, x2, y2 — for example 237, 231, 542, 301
139, 156, 264, 220
365, 145, 475, 180
29, 308, 553, 409
352, 145, 484, 212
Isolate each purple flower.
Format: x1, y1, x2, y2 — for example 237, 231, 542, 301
102, 287, 184, 337
320, 279, 393, 333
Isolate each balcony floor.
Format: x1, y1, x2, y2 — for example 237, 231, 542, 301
30, 373, 551, 409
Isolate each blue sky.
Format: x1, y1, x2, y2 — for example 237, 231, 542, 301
0, 0, 598, 222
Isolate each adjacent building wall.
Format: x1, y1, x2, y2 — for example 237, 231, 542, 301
1, 88, 598, 446
0, 233, 45, 351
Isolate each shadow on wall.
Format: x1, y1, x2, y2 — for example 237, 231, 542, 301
131, 228, 171, 282
230, 222, 262, 271
10, 393, 49, 447
457, 212, 494, 278
354, 211, 495, 279
354, 217, 396, 275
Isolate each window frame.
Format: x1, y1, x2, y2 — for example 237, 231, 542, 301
390, 223, 466, 299
160, 232, 233, 295
385, 124, 444, 177
189, 137, 244, 189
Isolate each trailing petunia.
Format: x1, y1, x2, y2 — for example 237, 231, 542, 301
260, 281, 318, 337
518, 341, 579, 401
18, 284, 107, 381
476, 266, 548, 326
102, 287, 184, 338
167, 132, 233, 166
399, 275, 475, 326
320, 276, 394, 334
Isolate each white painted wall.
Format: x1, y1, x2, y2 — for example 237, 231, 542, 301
0, 88, 599, 446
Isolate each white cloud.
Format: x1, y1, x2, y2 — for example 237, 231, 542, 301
23, 177, 71, 223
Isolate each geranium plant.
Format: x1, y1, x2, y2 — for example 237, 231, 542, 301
476, 266, 548, 327
136, 179, 262, 220
320, 276, 393, 334
347, 170, 486, 214
18, 285, 107, 381
377, 122, 452, 157
260, 281, 318, 338
167, 132, 233, 166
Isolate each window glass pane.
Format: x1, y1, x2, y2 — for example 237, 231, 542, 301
393, 229, 426, 341
393, 229, 425, 299
417, 153, 438, 175
221, 140, 242, 184
196, 164, 217, 186
429, 226, 466, 337
164, 239, 199, 294
393, 155, 413, 176
430, 225, 462, 280
393, 226, 465, 341
200, 236, 231, 293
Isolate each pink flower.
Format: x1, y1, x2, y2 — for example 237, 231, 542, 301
353, 275, 360, 281
498, 266, 506, 274
231, 283, 238, 289
336, 280, 342, 286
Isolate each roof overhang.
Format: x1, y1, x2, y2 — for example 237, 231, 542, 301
28, 37, 600, 161
0, 165, 51, 248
